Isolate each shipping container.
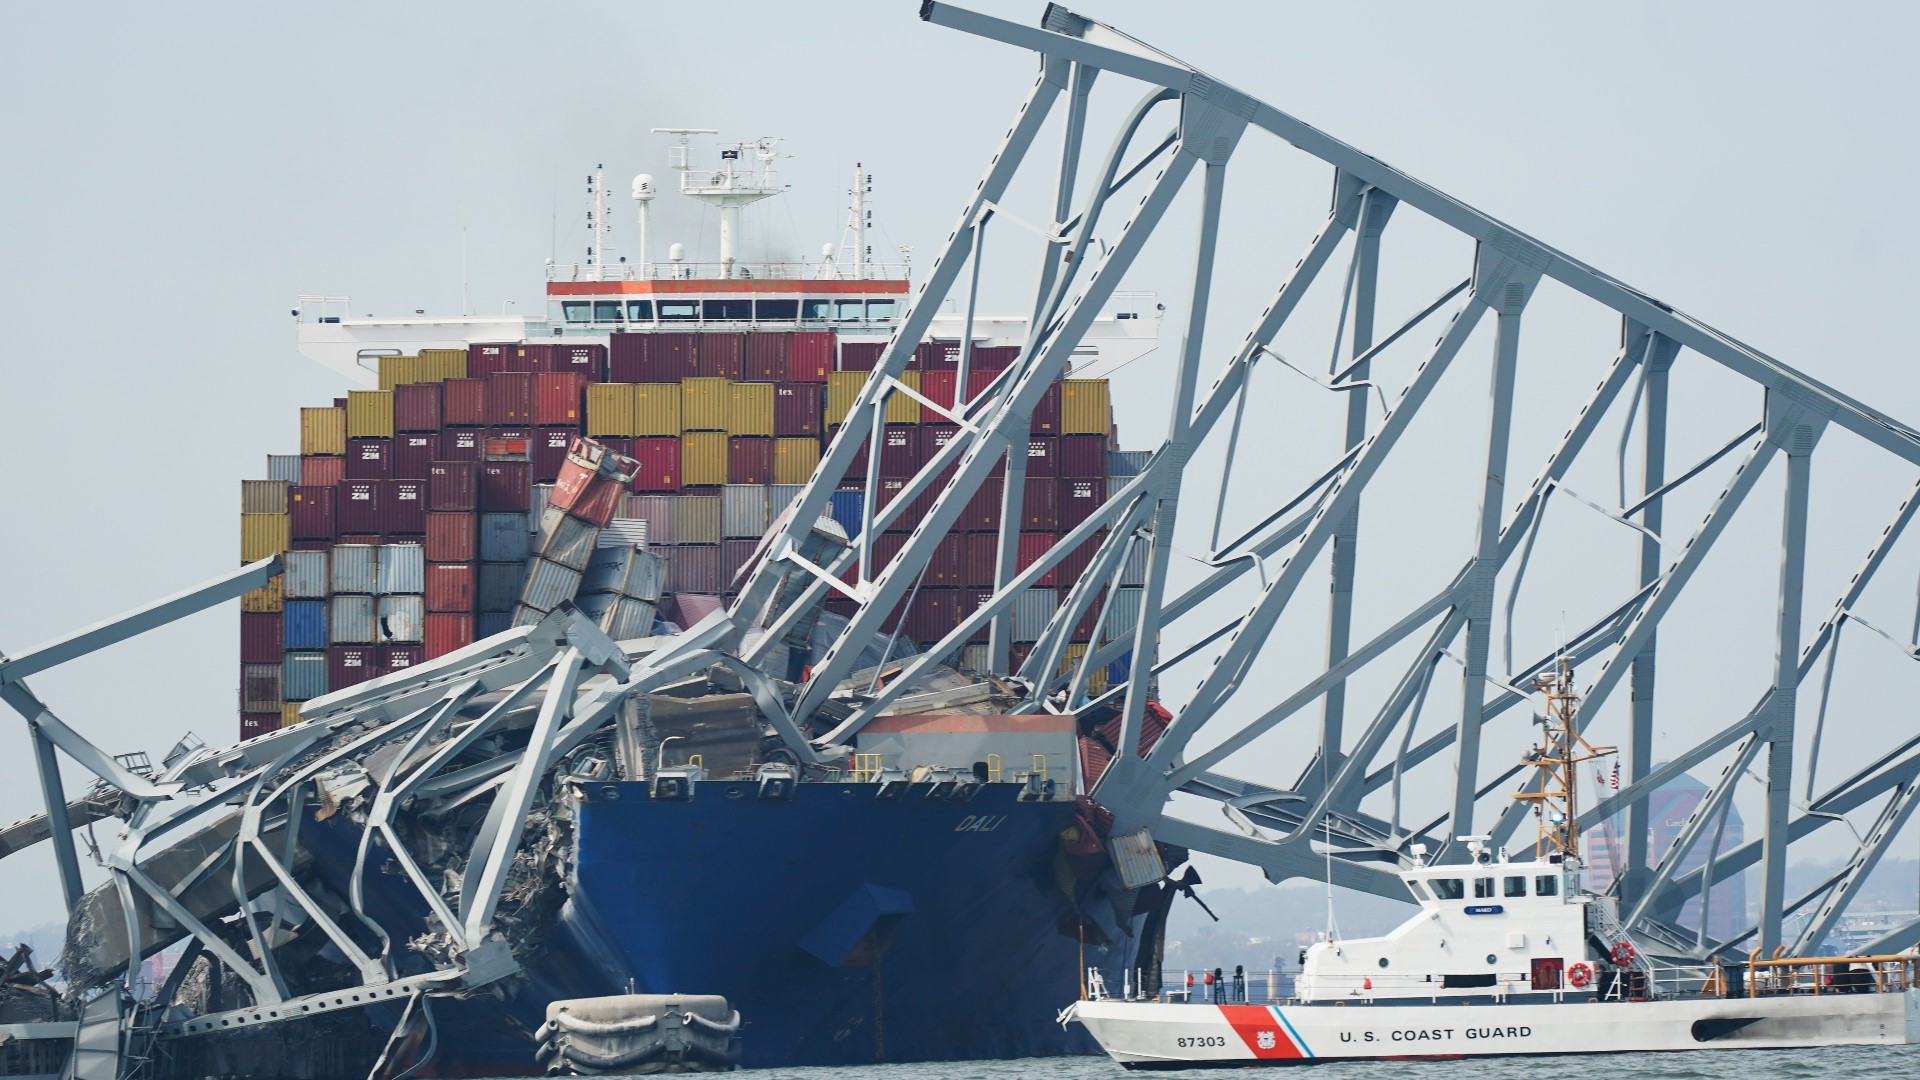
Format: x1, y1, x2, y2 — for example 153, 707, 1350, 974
926, 535, 966, 588
477, 513, 530, 562
240, 513, 289, 562
425, 347, 468, 378
376, 544, 424, 594
829, 489, 865, 539
240, 575, 284, 613
727, 436, 774, 484
547, 343, 606, 381
376, 354, 420, 390
239, 713, 280, 740
241, 479, 289, 514
584, 546, 666, 601
425, 560, 475, 612
919, 368, 959, 412
663, 544, 723, 594
674, 495, 722, 545
475, 611, 511, 638
439, 427, 483, 463
876, 478, 921, 533
1060, 378, 1110, 435
530, 483, 553, 528
424, 613, 474, 659
963, 533, 999, 588
905, 587, 964, 646
346, 390, 395, 439
769, 483, 806, 518
533, 372, 587, 425
840, 341, 884, 372
961, 477, 1004, 532
240, 612, 282, 663
478, 562, 525, 612
428, 461, 478, 511
721, 485, 769, 539
1060, 477, 1104, 529
886, 371, 922, 424
424, 512, 476, 562
680, 432, 726, 487
633, 383, 681, 436
330, 543, 377, 594
1012, 588, 1060, 643
920, 424, 963, 476
723, 381, 774, 438
531, 426, 574, 482
744, 332, 789, 380
288, 485, 335, 540
392, 433, 437, 479
1109, 448, 1151, 477
586, 382, 635, 436
764, 384, 823, 440
394, 382, 442, 432
339, 480, 381, 533
382, 480, 428, 535
328, 644, 377, 690
771, 438, 820, 486
625, 495, 676, 545
1118, 534, 1149, 587
266, 454, 302, 484
520, 557, 583, 612
697, 333, 745, 380
628, 437, 681, 492
282, 651, 327, 701
379, 645, 424, 677
1023, 476, 1058, 531
283, 550, 329, 598
681, 377, 729, 431
484, 372, 533, 426
443, 379, 487, 426
512, 343, 552, 371
300, 406, 347, 455
377, 595, 424, 643
283, 598, 328, 650
1024, 436, 1060, 477
329, 594, 376, 644
480, 461, 531, 511
719, 538, 758, 588
536, 508, 600, 571
1017, 531, 1062, 588
345, 437, 391, 480
468, 343, 513, 378
241, 663, 283, 713
878, 424, 922, 479
788, 331, 833, 381
825, 371, 864, 424
1032, 380, 1063, 435
1058, 434, 1106, 478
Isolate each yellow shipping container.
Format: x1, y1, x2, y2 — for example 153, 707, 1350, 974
240, 513, 290, 563
634, 383, 682, 436
241, 479, 289, 514
682, 432, 728, 486
300, 406, 347, 456
240, 575, 284, 613
1059, 644, 1108, 696
346, 390, 395, 439
586, 383, 637, 437
826, 372, 866, 425
773, 437, 821, 485
727, 382, 775, 437
420, 348, 467, 380
281, 702, 304, 729
682, 378, 730, 432
377, 355, 421, 391
1060, 378, 1112, 435
886, 370, 922, 424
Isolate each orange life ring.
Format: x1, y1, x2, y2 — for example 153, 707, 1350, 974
1567, 962, 1593, 988
1611, 941, 1636, 967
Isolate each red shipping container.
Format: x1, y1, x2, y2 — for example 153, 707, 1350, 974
607, 333, 649, 382
960, 588, 994, 643
532, 426, 575, 483
240, 714, 279, 740
973, 345, 1019, 370
728, 436, 774, 484
878, 424, 922, 480
289, 484, 336, 539
425, 512, 477, 562
964, 532, 1000, 588
1060, 477, 1103, 530
877, 478, 929, 534
301, 455, 345, 488
480, 461, 530, 512
962, 477, 1004, 532
485, 372, 533, 425
425, 562, 476, 612
907, 588, 962, 643
773, 383, 825, 437
745, 332, 790, 381
650, 333, 698, 380
1023, 476, 1058, 531
915, 341, 962, 371
697, 333, 745, 380
840, 341, 884, 372
346, 438, 392, 480
1073, 586, 1107, 643
630, 437, 682, 492
394, 382, 442, 432
383, 480, 428, 535
429, 461, 478, 511
439, 427, 483, 463
841, 532, 909, 585
1059, 434, 1106, 478
424, 613, 475, 659
1059, 529, 1105, 586
338, 533, 383, 546
927, 534, 967, 587
339, 480, 382, 533
532, 372, 587, 425
240, 612, 282, 663
966, 366, 1008, 402
442, 379, 487, 425
379, 645, 424, 677
328, 645, 377, 691
921, 369, 959, 411
1033, 380, 1063, 435
789, 331, 834, 381
392, 433, 438, 480
720, 538, 759, 589
484, 430, 532, 459
290, 538, 332, 552
1019, 531, 1062, 588
545, 343, 606, 381
512, 343, 552, 371
1024, 436, 1059, 477
468, 343, 514, 379
922, 424, 962, 481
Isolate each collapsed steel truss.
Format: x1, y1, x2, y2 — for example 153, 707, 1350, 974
4, 4, 1920, 1074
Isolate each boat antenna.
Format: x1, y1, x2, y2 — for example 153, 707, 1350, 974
1514, 658, 1616, 861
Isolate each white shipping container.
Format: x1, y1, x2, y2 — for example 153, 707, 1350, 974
283, 550, 329, 598
377, 595, 423, 643
721, 484, 771, 539
376, 544, 424, 595
519, 557, 583, 613
330, 544, 378, 595
535, 507, 600, 571
329, 595, 376, 644
1012, 589, 1059, 643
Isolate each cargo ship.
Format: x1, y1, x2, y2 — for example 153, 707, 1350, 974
200, 131, 1176, 1074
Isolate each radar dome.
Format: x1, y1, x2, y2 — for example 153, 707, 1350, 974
822, 243, 836, 258
631, 174, 656, 201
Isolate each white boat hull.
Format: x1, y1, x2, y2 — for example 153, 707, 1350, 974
1065, 992, 1920, 1068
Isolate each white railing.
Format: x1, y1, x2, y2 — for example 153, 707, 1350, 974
546, 261, 911, 283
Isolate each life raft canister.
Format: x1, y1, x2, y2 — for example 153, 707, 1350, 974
1611, 941, 1636, 967
1567, 962, 1594, 988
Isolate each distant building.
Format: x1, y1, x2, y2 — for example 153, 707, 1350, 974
1582, 766, 1747, 942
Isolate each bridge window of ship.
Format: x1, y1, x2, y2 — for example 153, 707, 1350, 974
1431, 878, 1465, 900
659, 301, 699, 321
866, 298, 897, 321
626, 300, 654, 321
703, 298, 753, 320
1473, 877, 1496, 899
755, 298, 799, 320
1504, 875, 1527, 897
834, 298, 867, 322
593, 300, 623, 321
562, 301, 592, 323
1534, 875, 1558, 896
802, 298, 833, 321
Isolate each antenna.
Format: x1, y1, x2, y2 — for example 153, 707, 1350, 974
586, 165, 614, 281
836, 163, 875, 279
652, 129, 781, 278
1515, 658, 1617, 862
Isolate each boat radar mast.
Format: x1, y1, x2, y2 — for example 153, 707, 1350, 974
652, 128, 785, 279
1513, 657, 1616, 862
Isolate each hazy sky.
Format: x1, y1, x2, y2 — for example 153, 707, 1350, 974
2, 1, 1917, 933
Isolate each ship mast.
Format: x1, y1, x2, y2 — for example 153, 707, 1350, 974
1514, 658, 1616, 861
586, 165, 614, 281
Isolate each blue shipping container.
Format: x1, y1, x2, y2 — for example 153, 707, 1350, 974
830, 489, 864, 540
282, 651, 328, 701
283, 599, 329, 650
480, 513, 531, 562
478, 561, 526, 612
477, 611, 513, 637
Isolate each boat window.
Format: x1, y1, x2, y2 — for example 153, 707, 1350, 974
593, 301, 623, 322
1405, 880, 1429, 901
866, 298, 897, 321
626, 300, 654, 321
756, 299, 799, 320
561, 301, 592, 324
1504, 875, 1527, 898
835, 298, 867, 322
704, 298, 753, 320
1430, 878, 1464, 900
802, 299, 833, 321
1473, 878, 1495, 899
658, 301, 699, 321
1535, 875, 1559, 897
